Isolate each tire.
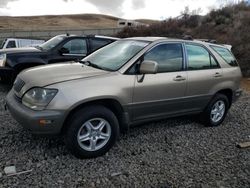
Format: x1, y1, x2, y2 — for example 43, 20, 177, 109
201, 93, 229, 127
64, 105, 120, 158
0, 72, 15, 85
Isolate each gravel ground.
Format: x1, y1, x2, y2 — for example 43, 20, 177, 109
0, 84, 249, 188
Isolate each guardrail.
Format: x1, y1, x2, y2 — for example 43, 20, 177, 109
0, 28, 123, 40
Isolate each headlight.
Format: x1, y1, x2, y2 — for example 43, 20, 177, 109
22, 88, 58, 110
0, 54, 6, 67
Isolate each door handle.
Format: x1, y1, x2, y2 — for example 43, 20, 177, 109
173, 75, 186, 81
214, 72, 222, 78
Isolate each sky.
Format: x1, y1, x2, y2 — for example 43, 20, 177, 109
0, 0, 245, 20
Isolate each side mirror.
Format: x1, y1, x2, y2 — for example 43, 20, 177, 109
59, 47, 69, 55
139, 60, 158, 74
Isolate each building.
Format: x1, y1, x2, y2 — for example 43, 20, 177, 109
117, 19, 149, 28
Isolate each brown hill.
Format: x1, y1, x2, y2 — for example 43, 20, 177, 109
0, 14, 119, 31
0, 14, 159, 31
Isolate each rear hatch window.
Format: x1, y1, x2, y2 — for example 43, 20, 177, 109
211, 45, 238, 66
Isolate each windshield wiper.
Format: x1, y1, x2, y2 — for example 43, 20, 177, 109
78, 60, 112, 71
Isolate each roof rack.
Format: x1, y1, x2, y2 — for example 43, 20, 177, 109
182, 35, 218, 44
182, 35, 232, 50
197, 39, 217, 44
182, 35, 193, 40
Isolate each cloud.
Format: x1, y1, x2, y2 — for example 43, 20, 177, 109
2, 0, 99, 16
0, 0, 221, 19
0, 0, 17, 8
85, 0, 125, 16
132, 0, 146, 10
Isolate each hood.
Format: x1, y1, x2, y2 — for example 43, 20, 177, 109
16, 62, 109, 96
0, 47, 41, 54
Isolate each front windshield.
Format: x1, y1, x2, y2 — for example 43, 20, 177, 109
83, 40, 149, 71
39, 36, 66, 51
0, 40, 6, 49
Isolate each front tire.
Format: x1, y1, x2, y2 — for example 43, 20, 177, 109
201, 94, 229, 127
64, 105, 120, 158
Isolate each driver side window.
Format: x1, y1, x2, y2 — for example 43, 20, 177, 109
6, 40, 16, 48
63, 39, 87, 54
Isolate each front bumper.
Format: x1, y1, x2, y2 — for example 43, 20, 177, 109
6, 89, 66, 135
0, 67, 14, 82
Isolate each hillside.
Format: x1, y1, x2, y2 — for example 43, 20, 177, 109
0, 14, 159, 31
117, 3, 250, 77
0, 14, 120, 30
0, 14, 134, 31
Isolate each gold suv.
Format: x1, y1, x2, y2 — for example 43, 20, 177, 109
6, 37, 242, 158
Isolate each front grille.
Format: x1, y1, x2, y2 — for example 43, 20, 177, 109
13, 78, 25, 93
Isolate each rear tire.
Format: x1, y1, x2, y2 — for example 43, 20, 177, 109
201, 94, 229, 127
64, 105, 119, 158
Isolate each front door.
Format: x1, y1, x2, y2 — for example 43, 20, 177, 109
49, 38, 87, 64
132, 43, 187, 121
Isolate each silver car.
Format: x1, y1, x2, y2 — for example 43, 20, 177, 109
6, 37, 242, 158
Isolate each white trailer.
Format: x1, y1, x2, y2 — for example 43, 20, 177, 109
117, 19, 149, 28
0, 38, 45, 49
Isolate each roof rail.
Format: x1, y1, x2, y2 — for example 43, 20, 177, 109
181, 36, 231, 50
182, 35, 193, 40
182, 35, 218, 44
196, 39, 232, 50
197, 39, 217, 44
86, 34, 96, 37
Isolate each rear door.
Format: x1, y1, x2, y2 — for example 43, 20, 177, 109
88, 38, 114, 53
185, 43, 223, 111
132, 42, 188, 121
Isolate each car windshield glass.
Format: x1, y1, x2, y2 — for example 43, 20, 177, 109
0, 40, 6, 49
39, 36, 66, 51
83, 40, 149, 71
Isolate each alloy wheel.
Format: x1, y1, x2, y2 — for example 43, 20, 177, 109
77, 118, 111, 151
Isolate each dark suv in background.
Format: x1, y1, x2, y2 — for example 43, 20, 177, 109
0, 34, 118, 83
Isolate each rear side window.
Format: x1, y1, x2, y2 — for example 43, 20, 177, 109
211, 46, 238, 66
89, 39, 113, 52
144, 43, 183, 73
186, 44, 219, 70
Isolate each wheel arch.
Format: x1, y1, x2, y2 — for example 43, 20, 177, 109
215, 88, 233, 107
61, 98, 129, 134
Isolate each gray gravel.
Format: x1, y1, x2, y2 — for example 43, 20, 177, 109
0, 83, 249, 188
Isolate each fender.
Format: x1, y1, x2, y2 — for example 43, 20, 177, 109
12, 57, 47, 67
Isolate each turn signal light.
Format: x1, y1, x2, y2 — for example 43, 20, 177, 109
39, 119, 52, 125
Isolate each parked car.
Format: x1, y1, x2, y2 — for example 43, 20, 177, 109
0, 38, 45, 49
6, 37, 242, 158
0, 34, 118, 83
